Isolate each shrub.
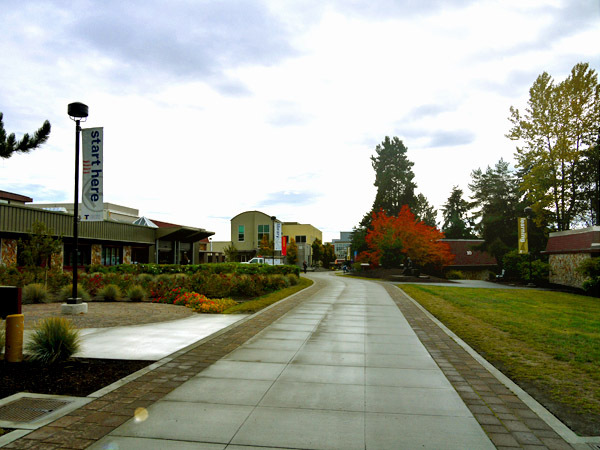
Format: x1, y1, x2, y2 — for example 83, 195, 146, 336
286, 274, 299, 286
126, 284, 147, 302
46, 269, 72, 293
25, 317, 81, 364
232, 274, 262, 298
265, 274, 289, 291
521, 259, 549, 284
81, 272, 104, 296
174, 291, 238, 313
577, 258, 600, 295
22, 283, 50, 304
58, 284, 91, 302
502, 251, 549, 284
446, 270, 464, 280
152, 287, 188, 304
98, 284, 122, 301
136, 273, 154, 289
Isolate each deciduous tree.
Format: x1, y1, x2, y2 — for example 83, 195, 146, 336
322, 243, 336, 268
360, 207, 453, 269
311, 238, 323, 266
286, 239, 299, 265
507, 62, 600, 230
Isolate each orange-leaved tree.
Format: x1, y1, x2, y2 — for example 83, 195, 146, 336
359, 206, 453, 269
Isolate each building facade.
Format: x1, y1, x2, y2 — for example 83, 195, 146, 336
543, 226, 600, 288
228, 211, 322, 266
441, 239, 498, 280
332, 231, 353, 261
0, 192, 214, 268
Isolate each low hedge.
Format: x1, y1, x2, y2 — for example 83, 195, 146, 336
86, 262, 300, 276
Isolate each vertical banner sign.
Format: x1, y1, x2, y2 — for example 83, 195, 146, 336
518, 217, 528, 254
281, 236, 288, 256
81, 127, 104, 221
274, 222, 282, 251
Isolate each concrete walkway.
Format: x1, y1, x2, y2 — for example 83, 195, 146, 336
88, 273, 493, 449
76, 314, 248, 360
4, 273, 579, 449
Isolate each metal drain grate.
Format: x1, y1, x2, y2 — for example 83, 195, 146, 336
0, 397, 72, 422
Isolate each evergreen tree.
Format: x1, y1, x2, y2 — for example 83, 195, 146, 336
468, 159, 546, 265
413, 193, 438, 228
441, 186, 475, 238
0, 112, 51, 159
370, 136, 417, 217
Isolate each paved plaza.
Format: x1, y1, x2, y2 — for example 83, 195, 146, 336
2, 273, 583, 449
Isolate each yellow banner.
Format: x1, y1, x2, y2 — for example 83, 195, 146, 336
518, 217, 528, 254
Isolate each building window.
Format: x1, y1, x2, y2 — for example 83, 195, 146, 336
238, 225, 245, 241
295, 235, 306, 243
258, 224, 270, 242
102, 247, 121, 266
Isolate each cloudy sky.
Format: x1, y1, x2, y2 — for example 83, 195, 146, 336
1, 0, 598, 242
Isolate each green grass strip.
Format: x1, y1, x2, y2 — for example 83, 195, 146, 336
223, 277, 313, 314
400, 285, 600, 416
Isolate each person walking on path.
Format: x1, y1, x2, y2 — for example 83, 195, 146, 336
303, 260, 307, 273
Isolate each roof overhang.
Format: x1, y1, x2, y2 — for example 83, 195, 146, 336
155, 226, 214, 243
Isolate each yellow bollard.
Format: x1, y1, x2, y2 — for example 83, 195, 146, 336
5, 314, 24, 363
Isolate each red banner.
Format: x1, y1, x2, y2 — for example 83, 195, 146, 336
282, 236, 288, 256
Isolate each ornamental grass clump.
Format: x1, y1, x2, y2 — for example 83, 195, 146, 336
286, 274, 299, 286
25, 317, 81, 364
99, 284, 122, 301
126, 284, 147, 302
58, 284, 91, 302
22, 283, 50, 304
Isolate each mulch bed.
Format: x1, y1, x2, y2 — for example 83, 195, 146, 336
0, 358, 150, 400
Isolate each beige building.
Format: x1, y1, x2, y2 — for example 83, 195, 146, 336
229, 211, 322, 265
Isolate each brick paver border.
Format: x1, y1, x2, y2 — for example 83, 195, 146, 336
384, 283, 575, 450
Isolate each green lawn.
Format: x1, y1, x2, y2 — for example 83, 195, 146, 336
223, 277, 313, 314
400, 285, 600, 416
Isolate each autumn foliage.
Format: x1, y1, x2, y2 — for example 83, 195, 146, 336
359, 206, 453, 269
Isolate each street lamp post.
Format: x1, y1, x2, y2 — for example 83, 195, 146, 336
524, 206, 534, 286
270, 216, 276, 266
68, 102, 88, 304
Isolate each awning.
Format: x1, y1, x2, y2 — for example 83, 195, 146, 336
155, 226, 214, 243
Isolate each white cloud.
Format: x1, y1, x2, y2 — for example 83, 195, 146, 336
1, 0, 598, 242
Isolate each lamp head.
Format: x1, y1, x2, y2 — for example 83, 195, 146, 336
524, 206, 533, 217
68, 102, 89, 120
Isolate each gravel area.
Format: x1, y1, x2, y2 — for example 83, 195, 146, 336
21, 301, 195, 329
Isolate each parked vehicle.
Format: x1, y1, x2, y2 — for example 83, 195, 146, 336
242, 257, 284, 265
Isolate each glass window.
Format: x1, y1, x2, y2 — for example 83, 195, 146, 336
258, 224, 270, 242
238, 225, 245, 241
102, 247, 121, 266
295, 235, 306, 243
